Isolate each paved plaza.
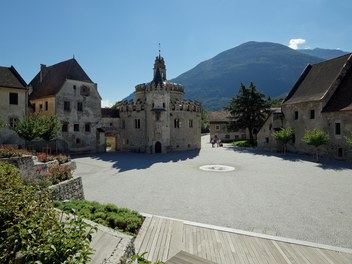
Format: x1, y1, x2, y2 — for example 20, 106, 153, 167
73, 135, 352, 249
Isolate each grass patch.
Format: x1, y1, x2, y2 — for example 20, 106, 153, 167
54, 200, 143, 235
231, 140, 252, 147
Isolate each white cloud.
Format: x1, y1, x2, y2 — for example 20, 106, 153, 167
101, 99, 114, 108
289, 39, 306, 49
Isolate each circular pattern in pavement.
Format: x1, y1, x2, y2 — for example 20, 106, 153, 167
199, 164, 235, 172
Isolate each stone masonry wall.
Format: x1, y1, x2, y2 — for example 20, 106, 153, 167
1, 156, 84, 200
49, 176, 85, 201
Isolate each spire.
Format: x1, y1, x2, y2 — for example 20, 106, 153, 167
158, 43, 161, 58
153, 46, 167, 83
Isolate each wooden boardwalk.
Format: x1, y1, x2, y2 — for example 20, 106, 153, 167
134, 215, 352, 264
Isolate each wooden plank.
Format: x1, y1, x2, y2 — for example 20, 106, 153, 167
168, 220, 184, 258
163, 219, 174, 261
251, 237, 276, 264
139, 216, 159, 258
224, 232, 241, 263
134, 216, 152, 252
166, 250, 217, 264
242, 235, 263, 264
316, 248, 341, 264
152, 217, 168, 262
184, 224, 194, 254
205, 228, 218, 263
218, 230, 236, 264
230, 232, 250, 264
149, 217, 165, 262
156, 219, 171, 262
212, 229, 224, 264
298, 245, 330, 264
272, 241, 293, 264
255, 238, 283, 264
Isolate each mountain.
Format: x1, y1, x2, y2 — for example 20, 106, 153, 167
297, 48, 348, 60
170, 41, 324, 110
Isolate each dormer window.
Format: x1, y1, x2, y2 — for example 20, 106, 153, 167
80, 85, 90, 96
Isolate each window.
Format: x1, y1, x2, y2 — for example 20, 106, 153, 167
85, 123, 91, 132
310, 110, 315, 119
174, 119, 180, 128
77, 102, 83, 112
80, 85, 90, 96
188, 119, 193, 128
9, 117, 18, 128
265, 137, 269, 143
62, 122, 68, 132
215, 125, 220, 130
135, 119, 140, 129
338, 148, 343, 158
64, 101, 70, 111
335, 122, 341, 135
74, 124, 79, 132
76, 138, 81, 144
225, 134, 230, 139
121, 120, 125, 129
39, 104, 43, 111
32, 103, 36, 112
9, 93, 18, 105
45, 101, 48, 111
294, 111, 298, 120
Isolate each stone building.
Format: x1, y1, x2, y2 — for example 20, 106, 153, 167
0, 66, 28, 144
0, 66, 28, 128
29, 58, 105, 153
208, 111, 247, 142
114, 54, 201, 153
258, 53, 352, 159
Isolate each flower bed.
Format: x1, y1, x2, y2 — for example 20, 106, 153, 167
0, 144, 30, 158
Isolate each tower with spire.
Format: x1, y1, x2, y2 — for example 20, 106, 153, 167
116, 49, 201, 153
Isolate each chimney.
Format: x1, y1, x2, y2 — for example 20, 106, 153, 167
40, 64, 46, 83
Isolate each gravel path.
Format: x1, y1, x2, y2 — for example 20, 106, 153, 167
73, 135, 352, 249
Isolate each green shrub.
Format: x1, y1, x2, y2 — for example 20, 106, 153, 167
55, 200, 143, 235
232, 140, 252, 147
0, 162, 95, 263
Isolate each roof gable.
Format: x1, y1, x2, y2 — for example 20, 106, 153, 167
208, 111, 232, 122
0, 66, 27, 89
323, 65, 352, 112
29, 58, 93, 99
283, 54, 352, 105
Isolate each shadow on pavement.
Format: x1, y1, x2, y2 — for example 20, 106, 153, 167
72, 149, 200, 172
223, 145, 352, 171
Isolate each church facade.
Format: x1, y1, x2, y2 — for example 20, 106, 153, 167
113, 54, 201, 153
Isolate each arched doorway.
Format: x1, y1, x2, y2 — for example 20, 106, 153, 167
155, 141, 162, 153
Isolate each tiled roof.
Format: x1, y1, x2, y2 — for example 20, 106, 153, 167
323, 66, 352, 112
29, 58, 93, 99
0, 66, 27, 89
208, 111, 232, 122
283, 54, 352, 104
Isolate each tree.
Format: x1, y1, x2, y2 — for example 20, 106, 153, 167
345, 128, 352, 146
226, 82, 270, 145
0, 162, 95, 263
201, 108, 209, 133
272, 127, 294, 154
13, 114, 43, 147
39, 115, 61, 153
303, 129, 329, 161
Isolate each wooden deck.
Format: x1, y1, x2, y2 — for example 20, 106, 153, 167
134, 215, 352, 264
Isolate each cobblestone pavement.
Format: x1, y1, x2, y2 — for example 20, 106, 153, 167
73, 135, 352, 249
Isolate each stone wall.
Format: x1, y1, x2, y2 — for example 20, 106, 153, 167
1, 156, 84, 200
50, 176, 85, 201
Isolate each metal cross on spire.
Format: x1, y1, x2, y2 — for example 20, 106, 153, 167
158, 43, 161, 58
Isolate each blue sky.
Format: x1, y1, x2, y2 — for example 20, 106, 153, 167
2, 0, 351, 107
